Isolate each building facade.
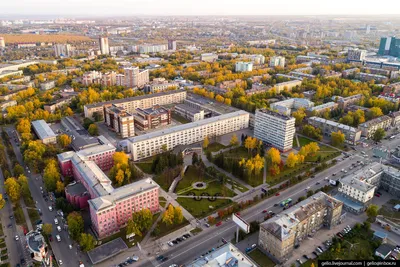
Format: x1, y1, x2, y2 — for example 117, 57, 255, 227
337, 94, 363, 109
174, 104, 205, 122
254, 109, 295, 152
31, 120, 57, 145
306, 102, 338, 116
378, 36, 400, 58
124, 67, 149, 88
104, 104, 135, 138
84, 90, 187, 120
235, 61, 253, 72
134, 106, 171, 131
200, 53, 218, 62
274, 80, 302, 93
269, 56, 285, 68
270, 98, 314, 116
259, 192, 343, 262
359, 115, 392, 138
307, 117, 362, 145
127, 111, 249, 161
99, 36, 110, 55
347, 49, 367, 61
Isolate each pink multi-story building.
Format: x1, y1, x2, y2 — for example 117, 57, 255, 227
57, 140, 159, 239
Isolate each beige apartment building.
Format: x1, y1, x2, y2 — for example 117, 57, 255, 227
127, 110, 249, 161
84, 90, 186, 120
259, 192, 343, 262
359, 115, 392, 138
104, 104, 135, 138
124, 67, 149, 88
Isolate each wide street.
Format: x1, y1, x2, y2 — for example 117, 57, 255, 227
5, 126, 91, 267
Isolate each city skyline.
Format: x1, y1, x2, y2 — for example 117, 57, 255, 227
2, 0, 400, 16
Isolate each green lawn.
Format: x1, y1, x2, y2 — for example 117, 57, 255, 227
248, 249, 276, 267
223, 146, 249, 159
0, 243, 5, 249
13, 205, 26, 226
0, 224, 3, 236
228, 179, 249, 193
135, 162, 153, 174
27, 209, 40, 225
177, 197, 232, 218
172, 112, 191, 124
206, 142, 227, 153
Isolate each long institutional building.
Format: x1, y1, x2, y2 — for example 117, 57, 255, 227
259, 192, 343, 262
127, 110, 249, 161
57, 135, 159, 238
254, 109, 295, 152
84, 89, 187, 120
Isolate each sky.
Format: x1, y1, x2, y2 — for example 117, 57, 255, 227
3, 0, 400, 17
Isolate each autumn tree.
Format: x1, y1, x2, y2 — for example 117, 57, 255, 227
56, 181, 65, 194
16, 118, 32, 141
113, 152, 129, 166
244, 136, 257, 154
67, 212, 84, 240
79, 233, 95, 252
13, 164, 24, 177
43, 159, 61, 192
292, 108, 307, 126
4, 177, 21, 202
331, 130, 345, 147
17, 175, 30, 197
266, 148, 281, 166
0, 194, 5, 210
307, 142, 320, 156
203, 136, 209, 149
366, 204, 379, 219
42, 223, 53, 236
115, 169, 125, 186
230, 134, 239, 146
57, 134, 72, 148
372, 128, 386, 142
286, 152, 298, 168
23, 140, 46, 172
302, 124, 322, 141
88, 124, 98, 136
368, 107, 383, 119
174, 206, 184, 224
162, 204, 175, 225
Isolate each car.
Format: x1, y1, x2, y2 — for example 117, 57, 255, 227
69, 244, 72, 249
303, 254, 309, 260
375, 193, 381, 197
20, 258, 25, 265
216, 222, 222, 226
9, 215, 14, 219
156, 255, 165, 261
7, 224, 12, 228
54, 218, 58, 225
305, 186, 310, 191
161, 257, 169, 262
262, 209, 268, 213
44, 197, 48, 202
274, 203, 279, 207
324, 177, 329, 180
275, 193, 280, 196
169, 265, 178, 267
312, 251, 318, 257
176, 238, 182, 242
58, 260, 63, 265
236, 212, 241, 216
127, 258, 134, 264
57, 226, 62, 232
205, 223, 210, 228
38, 209, 42, 215
316, 247, 323, 253
132, 255, 139, 262
316, 182, 320, 185
172, 240, 178, 244
318, 246, 324, 252
181, 235, 186, 240
183, 234, 191, 238
56, 235, 61, 242
296, 259, 302, 264
48, 206, 53, 211
167, 241, 174, 247
332, 173, 336, 176
221, 238, 227, 244
15, 235, 19, 241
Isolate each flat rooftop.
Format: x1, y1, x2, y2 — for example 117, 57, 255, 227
26, 231, 46, 253
308, 116, 360, 133
85, 89, 186, 109
127, 110, 249, 144
31, 120, 57, 140
256, 108, 294, 121
87, 238, 128, 265
359, 115, 391, 128
190, 243, 257, 267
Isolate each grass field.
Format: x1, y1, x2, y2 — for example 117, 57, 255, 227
135, 162, 153, 174
153, 217, 189, 238
177, 197, 232, 218
172, 112, 191, 124
206, 142, 227, 153
159, 197, 167, 208
223, 146, 249, 159
248, 249, 276, 267
3, 34, 91, 44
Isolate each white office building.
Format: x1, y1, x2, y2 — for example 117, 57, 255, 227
270, 98, 314, 115
254, 109, 295, 152
269, 56, 286, 68
127, 111, 249, 161
99, 36, 109, 55
235, 61, 253, 72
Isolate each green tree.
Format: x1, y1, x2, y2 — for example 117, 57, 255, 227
79, 233, 95, 252
42, 223, 53, 236
67, 212, 84, 240
366, 204, 379, 219
192, 152, 199, 165
331, 130, 345, 147
126, 219, 142, 237
43, 159, 61, 192
132, 208, 153, 232
4, 177, 21, 202
372, 128, 385, 142
56, 181, 65, 194
88, 124, 99, 136
13, 164, 25, 177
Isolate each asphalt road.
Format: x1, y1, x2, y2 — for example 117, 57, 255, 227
5, 127, 90, 267
130, 152, 364, 267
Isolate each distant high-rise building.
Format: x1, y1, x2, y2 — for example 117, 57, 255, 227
366, 25, 371, 34
0, 37, 5, 48
235, 62, 253, 72
54, 44, 72, 57
168, 40, 177, 51
347, 49, 367, 61
269, 56, 285, 68
378, 36, 400, 58
124, 67, 149, 88
99, 36, 110, 55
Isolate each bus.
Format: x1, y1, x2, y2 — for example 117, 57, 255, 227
281, 198, 292, 207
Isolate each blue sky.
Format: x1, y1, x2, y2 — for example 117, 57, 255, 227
3, 0, 400, 16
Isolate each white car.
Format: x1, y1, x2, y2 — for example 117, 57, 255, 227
48, 206, 53, 212
132, 255, 139, 262
69, 244, 73, 249
57, 226, 62, 232
54, 218, 58, 225
58, 260, 63, 265
56, 235, 61, 242
167, 241, 174, 247
15, 235, 19, 241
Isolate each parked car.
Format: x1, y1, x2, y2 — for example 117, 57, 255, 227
183, 234, 191, 238
7, 224, 12, 228
48, 206, 53, 211
275, 193, 280, 196
205, 223, 210, 228
262, 210, 268, 213
15, 235, 19, 241
131, 255, 139, 262
54, 218, 58, 225
156, 255, 165, 261
56, 235, 61, 242
57, 226, 62, 232
216, 222, 222, 227
303, 254, 309, 260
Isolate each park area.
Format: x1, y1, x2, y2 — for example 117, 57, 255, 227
176, 165, 235, 218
